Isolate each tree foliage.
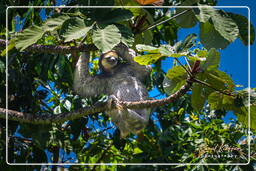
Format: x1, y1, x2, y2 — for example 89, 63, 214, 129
0, 0, 255, 170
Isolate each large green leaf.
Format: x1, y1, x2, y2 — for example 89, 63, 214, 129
136, 44, 159, 52
206, 70, 235, 91
191, 83, 207, 111
60, 17, 92, 42
236, 106, 256, 130
211, 10, 239, 42
115, 24, 134, 47
92, 24, 121, 52
134, 29, 153, 45
201, 48, 220, 71
208, 92, 225, 110
200, 21, 230, 49
175, 0, 200, 28
177, 33, 197, 52
228, 13, 255, 45
195, 6, 217, 23
235, 88, 256, 130
197, 6, 239, 49
208, 89, 256, 130
15, 15, 70, 51
163, 66, 187, 95
135, 44, 186, 64
15, 25, 45, 51
44, 15, 70, 31
134, 53, 162, 65
102, 9, 133, 24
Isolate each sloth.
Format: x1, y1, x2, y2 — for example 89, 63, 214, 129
73, 44, 151, 137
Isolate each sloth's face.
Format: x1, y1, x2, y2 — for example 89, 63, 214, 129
101, 51, 119, 70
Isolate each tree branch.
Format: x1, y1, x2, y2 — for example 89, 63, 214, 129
0, 39, 97, 54
0, 38, 200, 124
0, 64, 198, 124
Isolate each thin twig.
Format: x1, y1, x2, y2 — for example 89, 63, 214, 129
139, 9, 190, 33
184, 56, 192, 72
175, 58, 193, 77
193, 78, 234, 96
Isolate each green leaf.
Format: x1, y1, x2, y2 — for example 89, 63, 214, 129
195, 6, 217, 23
133, 147, 143, 154
15, 25, 45, 51
208, 92, 224, 110
135, 29, 153, 45
197, 7, 239, 48
206, 70, 235, 91
228, 13, 255, 45
236, 105, 256, 130
44, 15, 70, 31
134, 53, 162, 65
115, 24, 134, 47
200, 21, 230, 49
235, 88, 256, 129
197, 50, 208, 57
175, 0, 200, 28
136, 44, 185, 58
211, 10, 239, 42
60, 17, 92, 42
102, 9, 133, 24
163, 66, 187, 95
136, 44, 159, 52
191, 83, 206, 111
0, 60, 4, 73
92, 24, 121, 53
178, 33, 197, 52
201, 48, 220, 71
1, 39, 15, 56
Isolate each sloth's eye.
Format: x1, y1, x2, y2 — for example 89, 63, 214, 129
106, 56, 117, 63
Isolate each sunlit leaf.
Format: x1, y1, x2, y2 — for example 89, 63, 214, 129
1, 39, 15, 56
163, 66, 187, 95
15, 25, 45, 51
134, 53, 162, 65
92, 24, 121, 52
60, 17, 92, 42
44, 15, 70, 31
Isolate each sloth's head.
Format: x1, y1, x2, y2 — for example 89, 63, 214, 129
100, 51, 119, 72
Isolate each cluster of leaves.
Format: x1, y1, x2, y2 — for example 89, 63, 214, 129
0, 0, 255, 170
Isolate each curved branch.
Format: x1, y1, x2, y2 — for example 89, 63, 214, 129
0, 102, 109, 124
0, 38, 200, 124
0, 75, 194, 124
0, 39, 97, 53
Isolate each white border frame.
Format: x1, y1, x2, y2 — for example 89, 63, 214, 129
5, 5, 251, 166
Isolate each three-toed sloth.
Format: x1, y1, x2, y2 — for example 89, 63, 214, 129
73, 44, 151, 137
